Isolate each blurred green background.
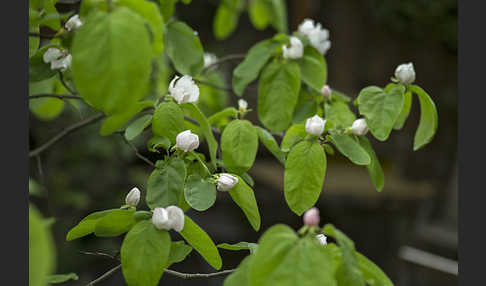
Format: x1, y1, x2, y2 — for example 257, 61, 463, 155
29, 0, 457, 285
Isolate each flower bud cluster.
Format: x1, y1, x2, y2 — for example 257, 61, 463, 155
43, 48, 72, 72
152, 206, 185, 232
298, 19, 331, 55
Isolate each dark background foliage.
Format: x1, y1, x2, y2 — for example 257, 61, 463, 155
29, 0, 457, 285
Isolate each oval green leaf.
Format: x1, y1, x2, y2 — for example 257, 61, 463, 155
184, 174, 217, 211
229, 175, 261, 231
146, 157, 187, 209
94, 209, 136, 237
165, 21, 204, 76
152, 101, 185, 144
297, 46, 327, 91
410, 85, 438, 151
221, 119, 259, 174
328, 133, 371, 166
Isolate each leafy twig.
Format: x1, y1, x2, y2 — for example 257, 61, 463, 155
29, 113, 105, 158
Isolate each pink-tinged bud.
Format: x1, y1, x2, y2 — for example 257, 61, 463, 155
321, 85, 332, 99
303, 207, 320, 226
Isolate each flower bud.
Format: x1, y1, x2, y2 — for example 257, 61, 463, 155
350, 118, 369, 136
216, 173, 239, 192
298, 18, 331, 55
65, 14, 83, 31
152, 207, 171, 230
238, 99, 248, 111
50, 54, 72, 72
168, 75, 199, 104
303, 207, 320, 226
203, 53, 217, 68
282, 36, 304, 59
394, 63, 415, 84
125, 187, 140, 207
316, 234, 328, 245
176, 130, 199, 152
305, 115, 326, 136
43, 48, 63, 64
321, 85, 332, 99
166, 205, 185, 232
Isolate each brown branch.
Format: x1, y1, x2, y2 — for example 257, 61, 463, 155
85, 264, 121, 286
29, 113, 105, 158
30, 94, 82, 100
119, 134, 156, 167
202, 53, 246, 74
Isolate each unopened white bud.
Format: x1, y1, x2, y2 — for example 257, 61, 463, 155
321, 85, 332, 99
166, 206, 185, 232
50, 54, 72, 72
303, 207, 320, 226
43, 48, 63, 64
350, 118, 369, 136
298, 18, 331, 55
176, 130, 199, 152
125, 187, 140, 207
238, 99, 248, 111
316, 234, 328, 245
282, 36, 304, 59
216, 173, 239, 192
152, 207, 171, 230
168, 75, 199, 104
305, 115, 326, 136
203, 53, 217, 68
65, 14, 83, 31
394, 63, 415, 84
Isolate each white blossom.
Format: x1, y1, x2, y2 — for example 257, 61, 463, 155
321, 85, 332, 99
50, 54, 72, 72
316, 234, 328, 245
305, 115, 326, 136
203, 53, 217, 68
394, 63, 415, 84
238, 99, 248, 111
303, 207, 320, 226
176, 130, 199, 152
125, 187, 140, 207
43, 48, 63, 64
282, 36, 304, 59
298, 18, 331, 55
168, 75, 199, 104
350, 118, 369, 136
65, 14, 83, 31
152, 207, 171, 230
166, 206, 185, 232
216, 173, 239, 192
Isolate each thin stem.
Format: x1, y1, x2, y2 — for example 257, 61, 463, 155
119, 134, 156, 168
29, 94, 82, 100
59, 71, 76, 94
29, 113, 105, 158
85, 264, 121, 286
190, 151, 212, 176
28, 32, 58, 39
202, 53, 246, 74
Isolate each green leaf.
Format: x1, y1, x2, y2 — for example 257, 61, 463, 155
29, 78, 65, 121
293, 89, 318, 124
280, 123, 306, 152
72, 8, 152, 115
158, 0, 177, 22
221, 119, 259, 174
30, 205, 55, 286
410, 85, 438, 151
29, 9, 40, 58
47, 273, 79, 284
43, 0, 60, 30
327, 133, 370, 166
213, 0, 243, 40
284, 140, 326, 215
232, 35, 287, 96
152, 101, 185, 144
241, 172, 255, 187
179, 216, 223, 270
248, 0, 270, 30
356, 251, 394, 286
29, 46, 59, 82
255, 126, 286, 164
297, 46, 327, 91
223, 255, 253, 286
393, 90, 412, 130
94, 209, 136, 237
66, 209, 117, 241
117, 0, 164, 56
184, 173, 217, 211
249, 224, 298, 286
332, 89, 352, 102
266, 0, 287, 33
258, 59, 301, 132
146, 157, 186, 209
229, 175, 261, 231
197, 70, 229, 116
147, 135, 171, 152
165, 21, 204, 76
125, 114, 152, 141
324, 101, 356, 128
324, 224, 365, 286
208, 107, 238, 126
99, 101, 154, 136
121, 220, 171, 286
357, 85, 405, 141
357, 137, 384, 192
182, 103, 219, 169
218, 242, 258, 254
133, 210, 152, 222
168, 241, 193, 265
